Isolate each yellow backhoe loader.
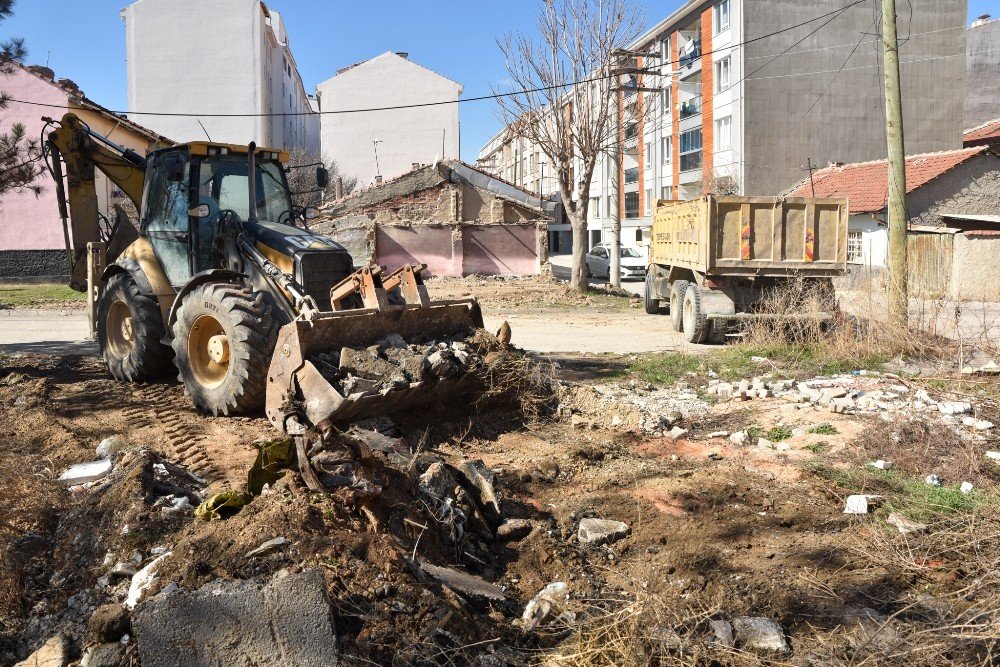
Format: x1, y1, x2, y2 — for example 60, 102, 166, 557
44, 113, 484, 434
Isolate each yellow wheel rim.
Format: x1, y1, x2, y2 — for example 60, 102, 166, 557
188, 314, 229, 389
106, 300, 135, 358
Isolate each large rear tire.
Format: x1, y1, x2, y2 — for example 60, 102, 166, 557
669, 280, 689, 332
706, 320, 729, 345
644, 270, 660, 314
682, 285, 710, 344
97, 272, 173, 381
171, 283, 277, 416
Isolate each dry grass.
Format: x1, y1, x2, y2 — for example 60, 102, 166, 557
468, 328, 557, 420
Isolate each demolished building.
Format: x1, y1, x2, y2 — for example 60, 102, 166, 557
311, 160, 558, 277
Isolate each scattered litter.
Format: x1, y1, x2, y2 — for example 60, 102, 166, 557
868, 459, 893, 470
960, 481, 974, 495
887, 512, 927, 535
925, 474, 942, 487
58, 459, 112, 486
732, 617, 789, 653
986, 451, 1000, 462
246, 536, 289, 558
420, 562, 506, 601
709, 618, 735, 647
124, 552, 170, 610
521, 582, 574, 632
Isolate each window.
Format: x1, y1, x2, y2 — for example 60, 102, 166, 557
714, 0, 730, 33
716, 115, 732, 150
662, 136, 672, 164
645, 142, 653, 164
680, 128, 703, 172
661, 186, 672, 200
590, 230, 602, 247
715, 56, 731, 93
624, 124, 639, 141
624, 167, 639, 184
589, 197, 599, 219
529, 153, 538, 173
662, 84, 672, 113
607, 195, 614, 218
636, 229, 644, 243
645, 189, 652, 213
847, 230, 863, 263
625, 192, 639, 218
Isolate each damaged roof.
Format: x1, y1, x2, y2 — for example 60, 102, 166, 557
786, 146, 992, 214
964, 118, 1000, 147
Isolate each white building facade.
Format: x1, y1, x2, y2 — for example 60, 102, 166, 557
317, 52, 462, 188
122, 0, 319, 153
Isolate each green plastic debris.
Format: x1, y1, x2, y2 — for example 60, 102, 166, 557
195, 437, 295, 521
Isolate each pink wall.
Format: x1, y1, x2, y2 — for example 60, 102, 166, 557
462, 225, 539, 275
376, 226, 458, 277
0, 69, 69, 250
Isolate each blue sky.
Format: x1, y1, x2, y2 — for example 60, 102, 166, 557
4, 0, 994, 163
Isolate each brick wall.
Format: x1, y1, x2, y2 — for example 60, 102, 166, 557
701, 7, 714, 183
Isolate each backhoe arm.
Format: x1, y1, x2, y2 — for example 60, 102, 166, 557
46, 113, 150, 291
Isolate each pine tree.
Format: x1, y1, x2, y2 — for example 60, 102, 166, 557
0, 0, 43, 201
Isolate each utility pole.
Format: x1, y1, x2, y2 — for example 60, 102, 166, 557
882, 0, 908, 327
804, 157, 816, 197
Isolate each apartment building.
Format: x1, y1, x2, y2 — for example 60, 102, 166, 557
480, 0, 965, 254
966, 14, 1000, 129
122, 0, 319, 153
317, 52, 462, 188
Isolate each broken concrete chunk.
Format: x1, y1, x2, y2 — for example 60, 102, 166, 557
419, 461, 458, 500
454, 460, 502, 528
108, 562, 137, 581
844, 495, 881, 514
420, 563, 505, 601
13, 634, 68, 667
867, 460, 893, 470
133, 569, 337, 667
732, 617, 789, 652
81, 643, 124, 667
886, 512, 927, 535
937, 401, 971, 415
246, 536, 289, 558
729, 431, 748, 445
665, 426, 688, 439
496, 519, 533, 542
577, 518, 630, 546
58, 459, 112, 486
95, 436, 126, 461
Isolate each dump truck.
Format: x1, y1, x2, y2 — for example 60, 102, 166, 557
43, 112, 484, 434
643, 195, 848, 344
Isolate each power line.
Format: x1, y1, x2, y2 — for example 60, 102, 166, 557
5, 0, 869, 120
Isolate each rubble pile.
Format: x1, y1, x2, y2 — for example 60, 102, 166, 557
312, 333, 485, 397
706, 370, 995, 431
557, 380, 711, 435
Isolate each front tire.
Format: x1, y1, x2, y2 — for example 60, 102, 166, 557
97, 272, 173, 381
644, 270, 660, 314
171, 283, 277, 416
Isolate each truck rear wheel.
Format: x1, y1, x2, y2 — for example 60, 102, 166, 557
706, 320, 730, 345
171, 283, 277, 416
669, 280, 689, 332
682, 286, 709, 344
644, 270, 660, 314
97, 272, 173, 382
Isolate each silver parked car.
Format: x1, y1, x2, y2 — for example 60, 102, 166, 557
586, 244, 646, 281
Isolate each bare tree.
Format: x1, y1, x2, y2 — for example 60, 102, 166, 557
496, 0, 647, 291
0, 0, 43, 202
285, 148, 357, 208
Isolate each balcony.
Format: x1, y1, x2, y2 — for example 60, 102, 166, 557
624, 167, 639, 184
679, 39, 701, 70
680, 151, 702, 173
680, 96, 702, 119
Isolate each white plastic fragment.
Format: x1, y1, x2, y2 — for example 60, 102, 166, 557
58, 460, 112, 486
925, 474, 942, 487
868, 460, 893, 470
520, 582, 574, 632
124, 552, 171, 610
844, 495, 881, 514
986, 451, 1000, 462
960, 481, 974, 494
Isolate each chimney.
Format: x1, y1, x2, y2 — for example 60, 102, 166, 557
411, 162, 422, 170
972, 14, 991, 27
395, 52, 409, 60
374, 175, 383, 185
27, 65, 54, 81
57, 78, 83, 97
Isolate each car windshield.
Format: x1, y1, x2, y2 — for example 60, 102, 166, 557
197, 154, 293, 226
621, 248, 641, 258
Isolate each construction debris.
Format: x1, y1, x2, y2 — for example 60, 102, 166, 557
732, 617, 790, 653
57, 460, 112, 486
132, 570, 337, 667
13, 634, 68, 667
124, 552, 170, 610
844, 495, 882, 514
577, 518, 630, 546
245, 536, 289, 558
521, 582, 573, 632
887, 512, 928, 535
420, 563, 506, 602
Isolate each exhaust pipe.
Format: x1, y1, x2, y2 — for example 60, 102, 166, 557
247, 141, 258, 223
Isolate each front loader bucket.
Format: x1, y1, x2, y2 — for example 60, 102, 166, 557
264, 265, 485, 433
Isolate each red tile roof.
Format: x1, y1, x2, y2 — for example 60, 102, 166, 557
786, 147, 989, 214
964, 118, 1000, 147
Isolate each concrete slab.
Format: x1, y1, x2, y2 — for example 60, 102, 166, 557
133, 569, 337, 667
